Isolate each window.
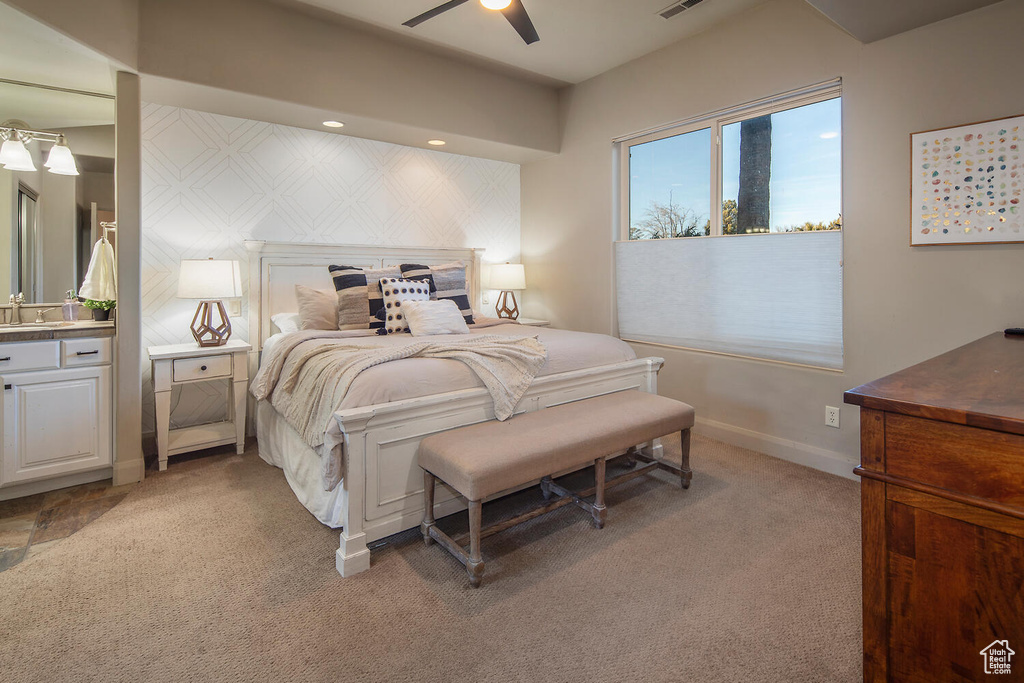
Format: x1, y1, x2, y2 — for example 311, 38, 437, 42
615, 82, 843, 369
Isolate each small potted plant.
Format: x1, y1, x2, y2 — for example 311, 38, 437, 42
83, 298, 116, 321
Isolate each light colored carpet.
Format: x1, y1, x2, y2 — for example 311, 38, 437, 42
0, 434, 861, 682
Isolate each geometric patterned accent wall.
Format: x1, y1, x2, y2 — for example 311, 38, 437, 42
140, 104, 520, 433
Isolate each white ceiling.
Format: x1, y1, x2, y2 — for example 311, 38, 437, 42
0, 2, 116, 95
803, 0, 1003, 43
277, 0, 770, 84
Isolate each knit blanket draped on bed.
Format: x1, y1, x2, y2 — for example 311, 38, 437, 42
251, 333, 548, 489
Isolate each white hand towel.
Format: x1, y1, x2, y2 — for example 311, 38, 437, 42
79, 238, 117, 301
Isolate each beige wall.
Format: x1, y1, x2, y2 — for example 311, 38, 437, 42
137, 0, 560, 156
38, 169, 77, 302
2, 0, 138, 69
521, 0, 1024, 473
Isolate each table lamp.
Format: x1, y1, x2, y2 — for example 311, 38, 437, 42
177, 259, 242, 347
489, 262, 526, 320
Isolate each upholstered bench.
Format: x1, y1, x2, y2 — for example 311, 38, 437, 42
418, 390, 695, 587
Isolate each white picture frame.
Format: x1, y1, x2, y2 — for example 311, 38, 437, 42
910, 114, 1023, 246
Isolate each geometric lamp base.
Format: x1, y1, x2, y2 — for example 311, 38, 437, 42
495, 290, 519, 320
190, 299, 232, 347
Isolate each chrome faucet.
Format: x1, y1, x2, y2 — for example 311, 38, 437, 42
9, 293, 24, 325
34, 308, 56, 324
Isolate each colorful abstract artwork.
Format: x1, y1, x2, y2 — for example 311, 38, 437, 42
911, 114, 1023, 245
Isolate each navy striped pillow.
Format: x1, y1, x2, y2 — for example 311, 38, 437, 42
400, 262, 473, 325
328, 264, 401, 330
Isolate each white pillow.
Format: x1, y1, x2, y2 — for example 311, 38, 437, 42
379, 277, 431, 334
405, 299, 471, 336
271, 312, 302, 334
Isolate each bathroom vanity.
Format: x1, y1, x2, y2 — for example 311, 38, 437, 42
0, 320, 115, 498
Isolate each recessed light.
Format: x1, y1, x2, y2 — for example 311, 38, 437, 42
820, 131, 838, 139
480, 0, 512, 9
427, 139, 446, 146
323, 120, 345, 128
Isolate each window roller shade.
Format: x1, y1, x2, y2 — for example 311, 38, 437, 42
615, 231, 843, 369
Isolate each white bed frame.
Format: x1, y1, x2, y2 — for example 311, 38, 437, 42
245, 240, 664, 577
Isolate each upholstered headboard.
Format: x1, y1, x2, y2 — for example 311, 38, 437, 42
244, 240, 484, 351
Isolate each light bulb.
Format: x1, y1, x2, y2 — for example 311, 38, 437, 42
480, 0, 512, 10
45, 135, 79, 176
0, 137, 36, 172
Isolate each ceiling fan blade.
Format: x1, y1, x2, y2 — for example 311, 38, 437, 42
403, 0, 471, 28
500, 0, 540, 45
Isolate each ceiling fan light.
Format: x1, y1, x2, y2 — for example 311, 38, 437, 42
45, 135, 79, 176
480, 0, 512, 10
0, 138, 37, 172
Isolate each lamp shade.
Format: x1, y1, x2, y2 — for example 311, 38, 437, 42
0, 138, 36, 172
44, 136, 79, 176
177, 259, 242, 299
489, 263, 526, 290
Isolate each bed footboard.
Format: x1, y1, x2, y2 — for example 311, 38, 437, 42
332, 356, 665, 578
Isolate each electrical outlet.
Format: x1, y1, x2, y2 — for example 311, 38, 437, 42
226, 298, 242, 317
482, 291, 490, 305
825, 405, 840, 429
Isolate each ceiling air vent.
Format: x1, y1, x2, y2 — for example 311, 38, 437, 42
659, 0, 704, 19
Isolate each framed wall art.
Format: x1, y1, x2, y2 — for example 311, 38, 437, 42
911, 114, 1023, 246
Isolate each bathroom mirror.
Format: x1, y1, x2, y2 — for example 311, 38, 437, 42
0, 80, 115, 304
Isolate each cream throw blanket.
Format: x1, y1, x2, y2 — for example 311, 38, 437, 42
251, 333, 547, 489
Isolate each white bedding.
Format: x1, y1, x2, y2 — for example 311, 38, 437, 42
255, 322, 638, 525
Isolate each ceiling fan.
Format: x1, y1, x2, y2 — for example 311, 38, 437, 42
403, 0, 540, 45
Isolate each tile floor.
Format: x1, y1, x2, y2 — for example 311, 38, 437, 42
0, 479, 136, 572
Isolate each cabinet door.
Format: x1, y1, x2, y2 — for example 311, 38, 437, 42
2, 366, 112, 484
886, 491, 1024, 681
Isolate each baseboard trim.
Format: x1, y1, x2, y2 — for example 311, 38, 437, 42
694, 417, 858, 481
0, 467, 113, 501
113, 457, 146, 485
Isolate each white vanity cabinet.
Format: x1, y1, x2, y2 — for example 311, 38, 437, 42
0, 337, 112, 487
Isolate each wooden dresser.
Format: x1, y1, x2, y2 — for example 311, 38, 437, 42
845, 332, 1024, 682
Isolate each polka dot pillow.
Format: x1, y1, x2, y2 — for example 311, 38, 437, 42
378, 277, 431, 334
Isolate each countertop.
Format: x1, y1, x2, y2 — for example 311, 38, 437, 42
0, 320, 115, 342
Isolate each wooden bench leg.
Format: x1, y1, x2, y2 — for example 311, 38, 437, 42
467, 500, 485, 588
421, 470, 436, 546
680, 429, 693, 489
592, 457, 607, 529
539, 475, 553, 500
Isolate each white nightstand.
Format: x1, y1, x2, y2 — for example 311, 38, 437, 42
515, 317, 550, 327
148, 339, 251, 471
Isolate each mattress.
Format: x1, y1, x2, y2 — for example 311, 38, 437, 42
260, 323, 636, 411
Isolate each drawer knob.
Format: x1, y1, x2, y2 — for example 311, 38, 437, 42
200, 365, 208, 371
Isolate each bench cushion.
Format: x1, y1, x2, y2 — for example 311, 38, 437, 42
418, 391, 694, 501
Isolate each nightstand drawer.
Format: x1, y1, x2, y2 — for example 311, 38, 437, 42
172, 354, 232, 382
0, 341, 60, 373
62, 338, 112, 367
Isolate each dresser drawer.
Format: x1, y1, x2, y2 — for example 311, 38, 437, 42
885, 412, 1024, 510
62, 338, 112, 367
172, 354, 232, 382
0, 341, 61, 373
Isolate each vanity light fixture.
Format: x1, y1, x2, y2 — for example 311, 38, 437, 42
427, 139, 446, 146
480, 0, 512, 9
0, 132, 35, 172
0, 121, 79, 176
44, 134, 79, 175
322, 120, 345, 128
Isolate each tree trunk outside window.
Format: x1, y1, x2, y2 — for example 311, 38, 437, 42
736, 115, 772, 234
